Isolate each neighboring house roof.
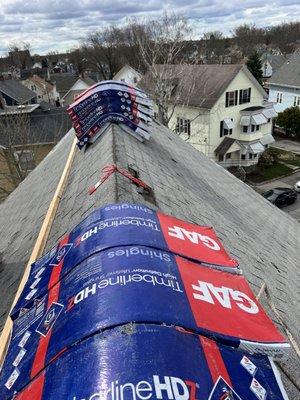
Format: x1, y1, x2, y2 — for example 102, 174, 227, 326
0, 107, 71, 146
49, 74, 79, 97
25, 75, 54, 93
82, 76, 96, 86
261, 54, 286, 71
0, 122, 299, 397
61, 76, 96, 101
269, 52, 300, 88
0, 80, 36, 104
113, 65, 142, 80
139, 64, 266, 109
214, 137, 237, 155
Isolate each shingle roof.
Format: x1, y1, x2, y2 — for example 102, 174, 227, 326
0, 122, 299, 397
214, 137, 237, 155
0, 80, 36, 104
140, 64, 251, 109
269, 52, 300, 88
49, 74, 79, 96
26, 75, 54, 92
82, 76, 96, 86
262, 54, 286, 71
0, 107, 72, 146
50, 74, 96, 97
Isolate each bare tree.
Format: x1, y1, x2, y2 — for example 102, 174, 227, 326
0, 107, 70, 202
7, 42, 32, 71
128, 13, 195, 126
81, 26, 124, 80
0, 110, 32, 200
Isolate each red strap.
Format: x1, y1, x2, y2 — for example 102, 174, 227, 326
89, 164, 150, 195
199, 336, 232, 386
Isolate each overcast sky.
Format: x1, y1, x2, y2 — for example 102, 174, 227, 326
0, 0, 299, 56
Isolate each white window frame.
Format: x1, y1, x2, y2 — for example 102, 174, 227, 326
176, 117, 191, 136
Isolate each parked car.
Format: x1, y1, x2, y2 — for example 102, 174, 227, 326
262, 188, 297, 207
294, 181, 300, 193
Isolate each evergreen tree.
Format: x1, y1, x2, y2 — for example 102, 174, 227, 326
246, 51, 263, 85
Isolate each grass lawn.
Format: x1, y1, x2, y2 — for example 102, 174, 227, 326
247, 163, 294, 183
269, 147, 300, 166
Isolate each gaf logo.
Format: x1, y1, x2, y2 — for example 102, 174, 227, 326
168, 226, 220, 251
72, 375, 197, 400
192, 281, 259, 314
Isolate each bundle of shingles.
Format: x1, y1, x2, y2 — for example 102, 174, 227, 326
0, 203, 290, 400
67, 81, 154, 149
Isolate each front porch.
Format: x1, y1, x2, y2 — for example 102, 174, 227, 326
215, 137, 267, 168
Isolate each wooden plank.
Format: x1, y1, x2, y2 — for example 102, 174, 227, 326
0, 137, 77, 367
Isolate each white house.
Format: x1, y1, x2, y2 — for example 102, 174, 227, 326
141, 64, 277, 168
22, 75, 59, 105
60, 76, 96, 106
268, 52, 300, 113
113, 65, 142, 87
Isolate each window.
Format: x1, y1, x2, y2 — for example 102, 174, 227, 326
225, 90, 238, 107
276, 92, 283, 103
225, 153, 231, 160
254, 154, 257, 158
220, 121, 232, 137
242, 126, 248, 133
294, 96, 300, 106
133, 77, 137, 84
251, 124, 255, 132
176, 117, 191, 136
218, 155, 223, 162
239, 88, 251, 104
249, 153, 253, 159
14, 150, 35, 171
256, 125, 259, 131
241, 154, 246, 160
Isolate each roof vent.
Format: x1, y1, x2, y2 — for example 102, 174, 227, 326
67, 80, 154, 150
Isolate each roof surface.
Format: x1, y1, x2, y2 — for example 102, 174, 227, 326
49, 74, 79, 96
25, 75, 54, 92
0, 107, 71, 146
140, 64, 251, 109
269, 52, 300, 88
0, 80, 36, 104
262, 54, 286, 71
214, 137, 236, 155
0, 122, 299, 396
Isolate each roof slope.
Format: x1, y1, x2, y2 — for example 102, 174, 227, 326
269, 52, 300, 88
0, 80, 36, 103
49, 74, 79, 96
262, 54, 286, 71
139, 64, 256, 109
0, 107, 72, 146
0, 122, 299, 396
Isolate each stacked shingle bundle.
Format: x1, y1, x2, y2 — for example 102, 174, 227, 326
67, 81, 154, 149
0, 203, 290, 399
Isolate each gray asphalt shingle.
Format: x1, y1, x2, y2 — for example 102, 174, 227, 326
0, 121, 299, 397
269, 52, 300, 88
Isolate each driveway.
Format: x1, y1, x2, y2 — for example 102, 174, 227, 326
271, 140, 300, 155
254, 170, 300, 223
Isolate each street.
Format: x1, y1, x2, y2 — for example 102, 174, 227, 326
254, 170, 300, 222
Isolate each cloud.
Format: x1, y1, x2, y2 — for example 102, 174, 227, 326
0, 0, 299, 55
